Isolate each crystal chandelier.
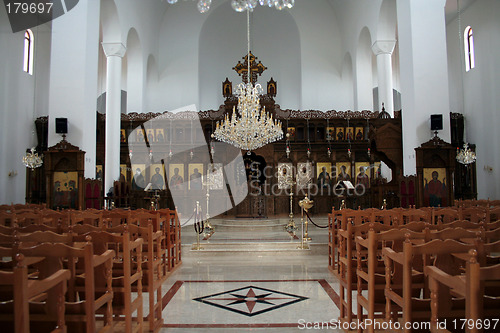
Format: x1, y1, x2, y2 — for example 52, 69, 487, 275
214, 84, 283, 151
166, 0, 295, 14
456, 143, 476, 165
22, 147, 43, 169
213, 9, 283, 152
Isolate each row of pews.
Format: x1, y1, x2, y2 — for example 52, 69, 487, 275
0, 204, 182, 332
328, 202, 500, 332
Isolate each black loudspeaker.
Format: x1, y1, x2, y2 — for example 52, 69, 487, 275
430, 114, 443, 131
55, 118, 68, 134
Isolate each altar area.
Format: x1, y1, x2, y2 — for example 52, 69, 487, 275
181, 215, 330, 255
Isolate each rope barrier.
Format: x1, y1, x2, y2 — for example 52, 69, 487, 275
304, 210, 329, 229
180, 210, 196, 227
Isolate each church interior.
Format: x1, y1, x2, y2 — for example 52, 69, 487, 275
1, 0, 500, 331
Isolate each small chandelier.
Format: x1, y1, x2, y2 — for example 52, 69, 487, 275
22, 147, 43, 169
456, 143, 476, 165
213, 8, 283, 152
166, 0, 295, 13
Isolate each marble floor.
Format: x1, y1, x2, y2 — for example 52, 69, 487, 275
158, 217, 344, 332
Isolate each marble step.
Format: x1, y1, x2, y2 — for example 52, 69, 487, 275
209, 218, 288, 232
205, 231, 295, 241
211, 219, 286, 226
183, 242, 328, 256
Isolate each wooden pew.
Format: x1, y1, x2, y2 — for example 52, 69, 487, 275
131, 212, 168, 275
355, 227, 429, 332
0, 252, 70, 333
0, 211, 16, 227
336, 221, 392, 323
0, 223, 61, 235
17, 238, 115, 332
102, 209, 131, 228
40, 209, 71, 228
399, 208, 432, 225
158, 209, 182, 272
12, 211, 44, 227
74, 230, 144, 333
459, 207, 487, 223
383, 238, 477, 333
432, 208, 460, 225
425, 249, 500, 333
109, 223, 165, 332
70, 210, 103, 227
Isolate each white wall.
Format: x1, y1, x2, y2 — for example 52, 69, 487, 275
290, 0, 343, 110
355, 27, 374, 111
0, 5, 52, 204
446, 0, 500, 199
397, 0, 451, 176
125, 28, 144, 113
156, 2, 205, 111
154, 0, 344, 112
47, 0, 101, 179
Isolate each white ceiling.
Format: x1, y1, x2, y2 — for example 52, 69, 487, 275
327, 0, 477, 25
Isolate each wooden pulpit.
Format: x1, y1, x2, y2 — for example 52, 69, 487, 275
44, 138, 85, 210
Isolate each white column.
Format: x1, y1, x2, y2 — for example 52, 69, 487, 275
102, 43, 126, 195
397, 0, 451, 176
372, 40, 396, 116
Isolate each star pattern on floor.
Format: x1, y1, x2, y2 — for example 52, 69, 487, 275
193, 285, 308, 317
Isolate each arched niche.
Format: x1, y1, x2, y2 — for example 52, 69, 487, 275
125, 28, 143, 113
198, 4, 301, 110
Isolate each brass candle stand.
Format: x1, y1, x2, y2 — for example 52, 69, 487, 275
381, 198, 387, 210
340, 199, 346, 210
149, 190, 160, 211
297, 195, 314, 249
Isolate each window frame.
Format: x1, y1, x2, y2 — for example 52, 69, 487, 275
464, 26, 475, 72
23, 29, 34, 75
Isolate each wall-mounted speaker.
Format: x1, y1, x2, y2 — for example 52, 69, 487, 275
55, 118, 68, 134
430, 114, 443, 131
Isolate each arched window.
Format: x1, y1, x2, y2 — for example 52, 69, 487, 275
23, 29, 34, 75
464, 26, 475, 72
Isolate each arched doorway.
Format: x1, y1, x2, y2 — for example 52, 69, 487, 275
236, 152, 267, 218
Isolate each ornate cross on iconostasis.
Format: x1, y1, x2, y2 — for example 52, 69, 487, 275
233, 51, 267, 84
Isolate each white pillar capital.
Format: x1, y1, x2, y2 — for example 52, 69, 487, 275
102, 42, 126, 58
372, 40, 396, 55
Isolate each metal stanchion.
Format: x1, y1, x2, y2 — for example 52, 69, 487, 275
202, 178, 214, 239
192, 201, 204, 250
284, 177, 297, 237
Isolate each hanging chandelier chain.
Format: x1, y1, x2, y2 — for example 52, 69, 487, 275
247, 8, 250, 78
213, 6, 283, 152
165, 0, 295, 14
